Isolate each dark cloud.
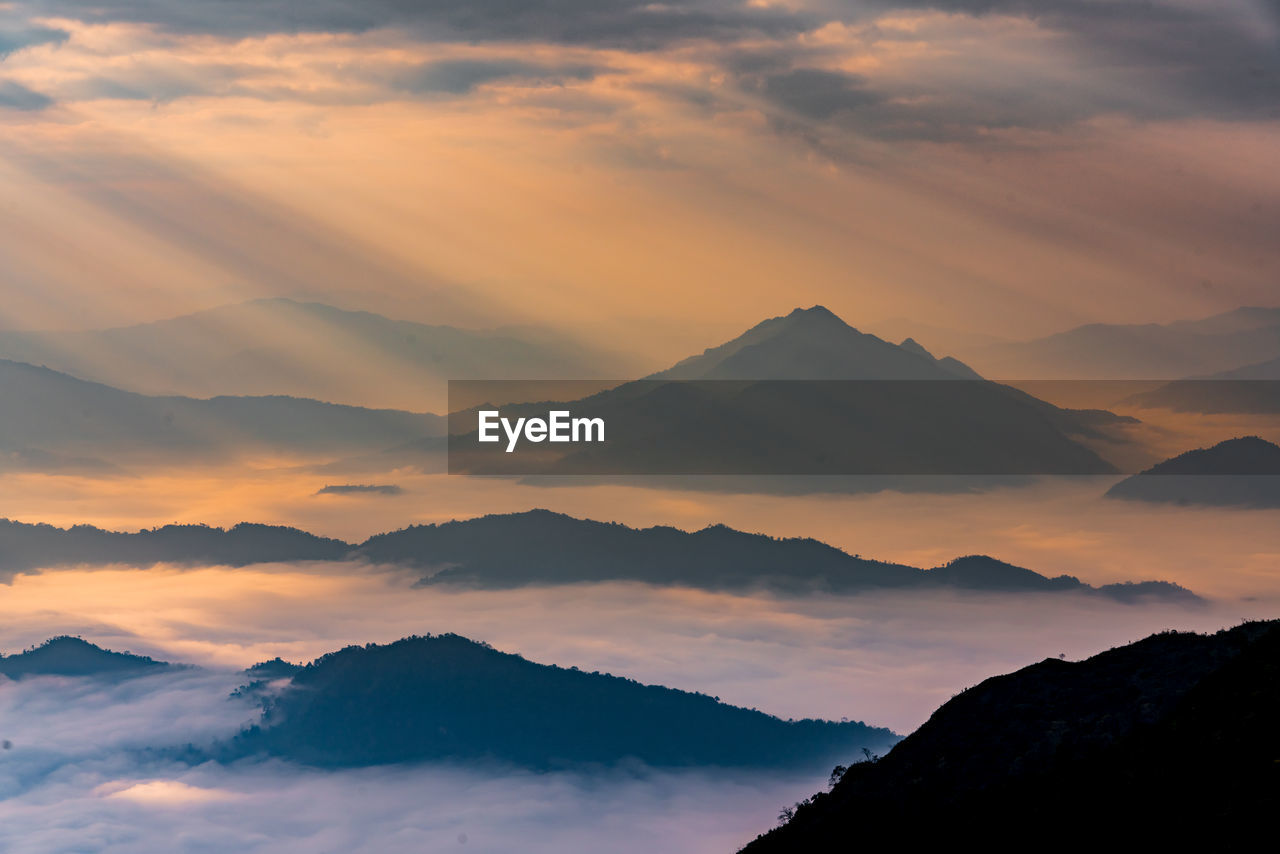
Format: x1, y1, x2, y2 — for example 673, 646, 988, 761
0, 24, 68, 57
392, 58, 603, 95
882, 0, 1280, 121
0, 79, 52, 110
757, 68, 883, 121
29, 0, 814, 47
11, 0, 1279, 139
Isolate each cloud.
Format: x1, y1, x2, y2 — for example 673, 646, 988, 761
0, 79, 52, 110
2, 0, 1274, 143
0, 24, 68, 57
26, 0, 813, 47
391, 58, 604, 96
0, 561, 1267, 732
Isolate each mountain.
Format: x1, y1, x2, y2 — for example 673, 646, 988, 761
0, 511, 1200, 602
361, 510, 1200, 602
1125, 355, 1280, 412
648, 306, 983, 380
227, 633, 899, 770
0, 359, 443, 465
0, 636, 169, 679
964, 306, 1280, 379
243, 658, 303, 679
1105, 436, 1280, 507
0, 519, 350, 578
450, 307, 1133, 476
0, 298, 636, 410
741, 620, 1280, 849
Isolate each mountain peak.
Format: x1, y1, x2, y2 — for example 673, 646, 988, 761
785, 304, 844, 322
650, 307, 982, 380
0, 635, 170, 679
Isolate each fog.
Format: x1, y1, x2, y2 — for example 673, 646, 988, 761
4, 467, 1279, 598
3, 457, 1277, 850
0, 669, 816, 853
1, 564, 1271, 732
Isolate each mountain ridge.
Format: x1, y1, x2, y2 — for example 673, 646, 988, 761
741, 619, 1280, 848
0, 510, 1199, 602
225, 632, 899, 770
1105, 436, 1280, 507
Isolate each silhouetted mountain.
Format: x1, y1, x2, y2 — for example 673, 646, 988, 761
963, 306, 1280, 379
243, 658, 303, 679
0, 636, 169, 679
741, 620, 1280, 849
0, 299, 635, 410
648, 306, 983, 380
1105, 437, 1280, 507
1, 511, 1200, 601
1126, 354, 1280, 412
360, 510, 1199, 602
227, 633, 898, 770
0, 519, 350, 577
0, 359, 442, 465
1203, 355, 1280, 380
451, 308, 1133, 476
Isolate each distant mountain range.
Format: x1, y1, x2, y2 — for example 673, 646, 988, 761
2, 634, 898, 772
1126, 359, 1280, 413
742, 620, 1280, 848
226, 634, 899, 770
0, 636, 170, 679
961, 306, 1280, 379
0, 299, 636, 410
1105, 437, 1280, 507
0, 519, 350, 576
0, 510, 1201, 602
451, 307, 1134, 476
0, 358, 443, 468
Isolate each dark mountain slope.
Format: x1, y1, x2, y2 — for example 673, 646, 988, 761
362, 510, 1199, 602
742, 620, 1280, 850
450, 307, 1132, 477
0, 358, 442, 462
0, 518, 350, 576
1105, 436, 1280, 507
227, 633, 899, 770
0, 511, 1198, 602
0, 636, 169, 679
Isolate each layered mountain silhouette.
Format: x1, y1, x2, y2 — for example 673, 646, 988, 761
226, 633, 899, 770
366, 511, 1196, 601
0, 636, 169, 679
0, 519, 349, 577
0, 511, 1199, 602
963, 306, 1280, 379
1126, 355, 1280, 412
0, 358, 442, 466
0, 299, 633, 410
1105, 436, 1280, 507
451, 307, 1133, 476
742, 620, 1280, 849
649, 306, 982, 380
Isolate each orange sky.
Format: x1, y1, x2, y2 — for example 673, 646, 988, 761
0, 3, 1277, 363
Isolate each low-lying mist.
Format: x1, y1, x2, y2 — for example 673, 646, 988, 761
3, 469, 1277, 598
1, 564, 1270, 731
0, 668, 815, 853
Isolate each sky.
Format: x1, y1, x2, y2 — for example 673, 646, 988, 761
0, 0, 1277, 359
1, 6, 1278, 843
